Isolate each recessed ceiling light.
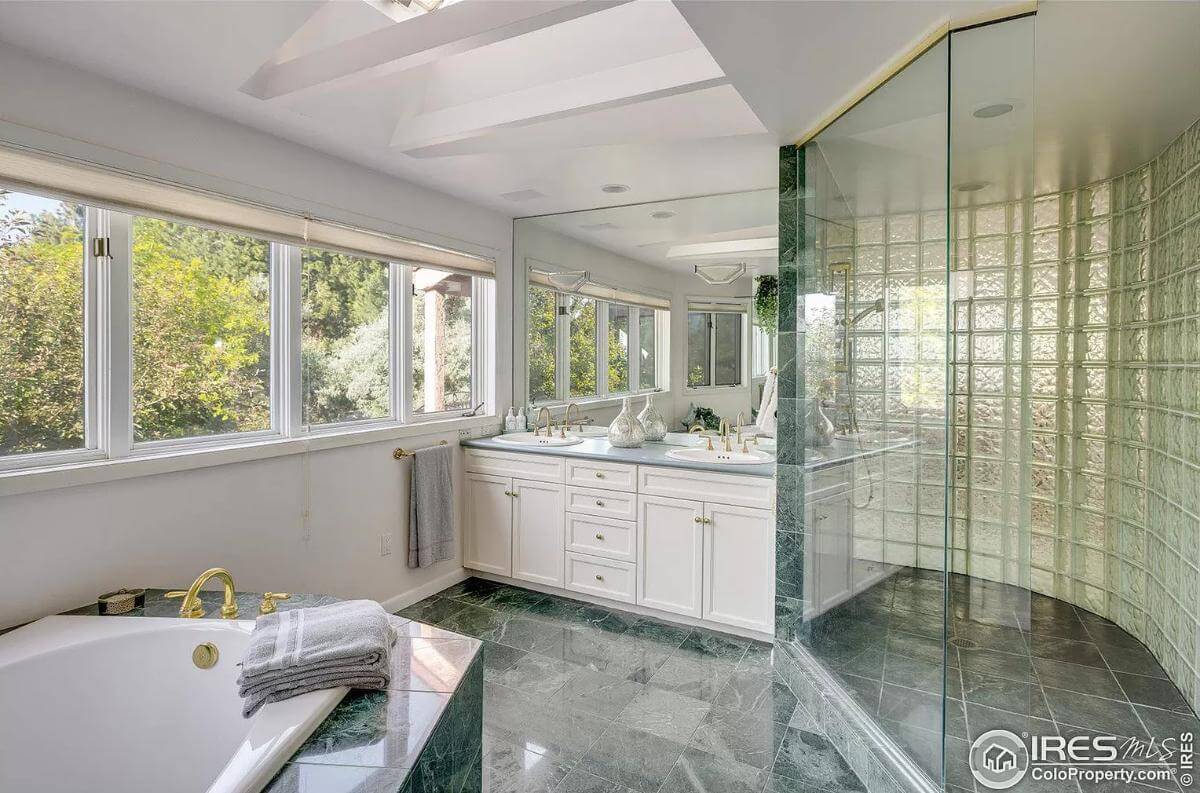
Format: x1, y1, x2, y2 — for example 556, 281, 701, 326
973, 103, 1014, 119
651, 211, 675, 220
601, 184, 630, 194
954, 181, 990, 193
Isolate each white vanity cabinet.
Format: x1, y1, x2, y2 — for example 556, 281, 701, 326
463, 447, 776, 637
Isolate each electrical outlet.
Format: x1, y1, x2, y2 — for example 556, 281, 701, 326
380, 534, 393, 557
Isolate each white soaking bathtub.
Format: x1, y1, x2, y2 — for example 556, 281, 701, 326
0, 615, 348, 793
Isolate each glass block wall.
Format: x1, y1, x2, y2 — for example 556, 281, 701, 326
844, 118, 1200, 707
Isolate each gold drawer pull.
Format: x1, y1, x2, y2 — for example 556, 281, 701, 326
595, 574, 604, 581
595, 533, 604, 541
595, 500, 605, 507
595, 472, 605, 479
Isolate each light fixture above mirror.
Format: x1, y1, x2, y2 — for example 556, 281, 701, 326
530, 267, 588, 292
693, 262, 747, 285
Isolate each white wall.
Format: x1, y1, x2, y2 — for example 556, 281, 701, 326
0, 44, 512, 629
512, 222, 756, 429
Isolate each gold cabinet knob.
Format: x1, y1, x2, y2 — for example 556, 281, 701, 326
595, 533, 604, 541
512, 491, 519, 498
260, 592, 291, 615
595, 500, 604, 507
595, 472, 605, 478
595, 574, 604, 581
705, 517, 713, 525
694, 516, 703, 523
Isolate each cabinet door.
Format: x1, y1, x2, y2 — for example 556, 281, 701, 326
813, 492, 853, 614
512, 478, 565, 587
464, 473, 512, 576
702, 503, 775, 633
636, 495, 703, 618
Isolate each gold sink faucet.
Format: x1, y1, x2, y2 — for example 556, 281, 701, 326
534, 406, 552, 437
734, 412, 746, 445
564, 402, 584, 435
166, 567, 239, 619
718, 418, 732, 452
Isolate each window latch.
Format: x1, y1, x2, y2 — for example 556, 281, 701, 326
92, 237, 111, 258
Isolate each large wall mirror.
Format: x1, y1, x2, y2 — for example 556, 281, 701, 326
512, 189, 777, 433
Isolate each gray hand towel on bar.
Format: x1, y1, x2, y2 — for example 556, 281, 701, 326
408, 442, 455, 569
237, 600, 396, 717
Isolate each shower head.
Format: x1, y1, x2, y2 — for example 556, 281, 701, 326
843, 299, 885, 327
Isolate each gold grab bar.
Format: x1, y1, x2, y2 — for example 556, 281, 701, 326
393, 439, 448, 459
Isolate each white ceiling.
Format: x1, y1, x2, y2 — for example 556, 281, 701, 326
527, 188, 778, 274
0, 0, 1194, 224
0, 0, 1027, 218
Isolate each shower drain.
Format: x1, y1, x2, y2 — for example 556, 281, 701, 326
949, 636, 980, 650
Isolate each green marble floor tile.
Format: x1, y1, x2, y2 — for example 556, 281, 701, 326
658, 747, 771, 793
576, 722, 686, 793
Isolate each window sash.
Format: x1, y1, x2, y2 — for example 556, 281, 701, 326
531, 293, 667, 406
687, 311, 745, 389
0, 196, 490, 471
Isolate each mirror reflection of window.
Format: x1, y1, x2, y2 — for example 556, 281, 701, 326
687, 312, 711, 387
607, 303, 630, 394
688, 310, 743, 388
568, 296, 596, 398
638, 308, 657, 391
526, 285, 557, 404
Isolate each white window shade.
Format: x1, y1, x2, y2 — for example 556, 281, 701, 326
0, 144, 494, 277
528, 266, 670, 311
688, 298, 748, 314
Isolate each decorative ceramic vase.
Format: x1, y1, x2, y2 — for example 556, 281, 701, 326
637, 395, 667, 441
608, 397, 646, 448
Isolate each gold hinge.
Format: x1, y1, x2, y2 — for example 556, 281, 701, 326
92, 237, 111, 258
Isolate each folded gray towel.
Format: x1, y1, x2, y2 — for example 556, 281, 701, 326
237, 600, 397, 717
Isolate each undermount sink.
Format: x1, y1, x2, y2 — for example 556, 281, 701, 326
665, 446, 774, 465
571, 425, 609, 438
495, 431, 584, 447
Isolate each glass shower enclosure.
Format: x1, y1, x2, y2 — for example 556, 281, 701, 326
775, 9, 1200, 793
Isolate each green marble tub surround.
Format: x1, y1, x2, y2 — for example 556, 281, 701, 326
61, 588, 484, 793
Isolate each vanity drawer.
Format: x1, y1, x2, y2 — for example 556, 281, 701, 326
638, 465, 774, 510
464, 448, 563, 483
566, 459, 637, 492
566, 513, 636, 563
565, 552, 636, 604
566, 485, 637, 521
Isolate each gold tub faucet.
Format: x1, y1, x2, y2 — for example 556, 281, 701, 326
166, 567, 239, 619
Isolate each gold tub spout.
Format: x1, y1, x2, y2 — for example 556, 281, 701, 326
166, 567, 239, 619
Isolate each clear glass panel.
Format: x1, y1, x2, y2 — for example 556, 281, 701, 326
527, 286, 557, 403
0, 189, 86, 455
784, 35, 951, 789
607, 302, 630, 393
568, 295, 596, 398
638, 308, 656, 390
713, 312, 742, 386
687, 312, 710, 387
132, 216, 270, 442
300, 247, 389, 426
411, 268, 473, 414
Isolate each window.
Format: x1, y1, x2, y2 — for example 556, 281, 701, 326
411, 267, 473, 415
131, 217, 272, 442
607, 303, 630, 394
638, 308, 657, 391
568, 295, 597, 398
526, 287, 667, 405
0, 160, 493, 474
300, 247, 391, 427
527, 286, 557, 404
688, 310, 744, 388
0, 189, 86, 456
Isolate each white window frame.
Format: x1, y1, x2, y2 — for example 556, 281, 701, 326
530, 290, 667, 408
0, 190, 493, 475
685, 309, 748, 392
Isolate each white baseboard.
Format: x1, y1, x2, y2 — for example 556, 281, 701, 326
380, 567, 469, 614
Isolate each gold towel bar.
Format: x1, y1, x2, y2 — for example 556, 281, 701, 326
393, 439, 448, 459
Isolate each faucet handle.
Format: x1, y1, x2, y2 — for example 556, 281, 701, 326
165, 590, 204, 618
260, 592, 291, 615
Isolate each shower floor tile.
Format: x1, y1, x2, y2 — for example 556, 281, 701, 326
795, 566, 1200, 792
